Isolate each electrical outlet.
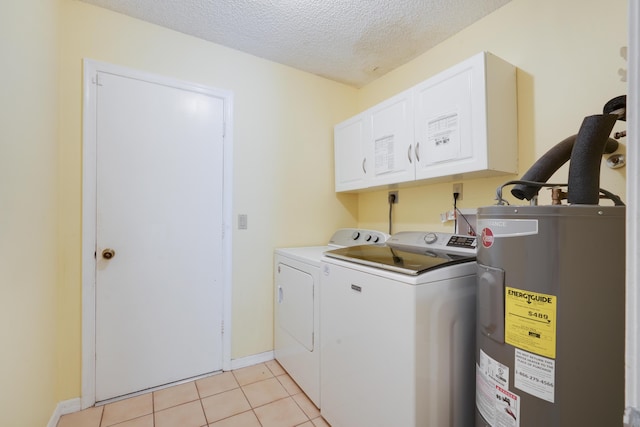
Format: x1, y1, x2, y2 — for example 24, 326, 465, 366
453, 183, 463, 200
388, 191, 399, 204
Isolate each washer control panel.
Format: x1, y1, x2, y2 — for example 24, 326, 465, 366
387, 231, 477, 255
329, 228, 390, 248
446, 234, 477, 250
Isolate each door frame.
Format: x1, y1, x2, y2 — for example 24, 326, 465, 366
80, 59, 233, 409
626, 0, 640, 422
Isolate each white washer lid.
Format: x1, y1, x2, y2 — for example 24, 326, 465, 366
275, 246, 330, 266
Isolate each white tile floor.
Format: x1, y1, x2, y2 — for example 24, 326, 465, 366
57, 360, 330, 427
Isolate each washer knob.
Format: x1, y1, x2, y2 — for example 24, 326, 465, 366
372, 235, 380, 243
364, 234, 372, 241
351, 231, 360, 240
424, 232, 438, 244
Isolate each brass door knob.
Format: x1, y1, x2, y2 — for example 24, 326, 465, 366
102, 248, 116, 259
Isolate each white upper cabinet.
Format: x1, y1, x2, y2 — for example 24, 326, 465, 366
334, 91, 414, 192
413, 52, 517, 180
334, 52, 517, 192
367, 89, 415, 187
334, 112, 369, 192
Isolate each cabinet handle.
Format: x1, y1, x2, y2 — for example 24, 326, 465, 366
415, 142, 421, 162
408, 145, 413, 163
362, 158, 367, 174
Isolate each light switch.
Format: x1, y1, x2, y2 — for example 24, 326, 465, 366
238, 214, 248, 230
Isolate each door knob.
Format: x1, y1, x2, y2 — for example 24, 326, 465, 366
102, 248, 116, 259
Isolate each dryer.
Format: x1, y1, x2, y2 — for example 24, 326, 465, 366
274, 228, 388, 407
320, 231, 478, 427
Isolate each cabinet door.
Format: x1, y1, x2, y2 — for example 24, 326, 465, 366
413, 53, 485, 180
334, 112, 370, 192
368, 90, 415, 186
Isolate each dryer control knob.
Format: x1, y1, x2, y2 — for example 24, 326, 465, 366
372, 235, 380, 243
351, 231, 360, 240
424, 232, 438, 244
364, 234, 372, 241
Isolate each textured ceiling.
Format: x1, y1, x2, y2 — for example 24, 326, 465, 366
80, 0, 512, 87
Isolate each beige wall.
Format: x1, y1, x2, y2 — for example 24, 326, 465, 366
356, 0, 628, 233
0, 0, 60, 425
57, 0, 359, 401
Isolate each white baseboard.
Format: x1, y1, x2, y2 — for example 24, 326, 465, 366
625, 407, 640, 427
229, 350, 274, 370
47, 398, 81, 427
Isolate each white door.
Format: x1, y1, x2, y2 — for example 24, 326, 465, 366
94, 71, 225, 401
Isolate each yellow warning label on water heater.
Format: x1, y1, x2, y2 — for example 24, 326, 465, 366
505, 287, 557, 359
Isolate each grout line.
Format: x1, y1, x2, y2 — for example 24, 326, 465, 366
274, 373, 296, 396
252, 407, 265, 427
102, 413, 153, 427
235, 374, 265, 426
197, 389, 208, 426
151, 389, 155, 426
98, 405, 104, 427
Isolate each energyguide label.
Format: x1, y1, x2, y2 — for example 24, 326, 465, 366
504, 287, 557, 359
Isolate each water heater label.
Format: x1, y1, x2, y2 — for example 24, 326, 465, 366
481, 227, 494, 248
505, 287, 557, 359
477, 360, 520, 427
479, 349, 509, 388
514, 348, 555, 403
477, 219, 539, 238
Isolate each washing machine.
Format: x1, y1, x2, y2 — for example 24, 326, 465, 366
320, 231, 478, 427
274, 228, 389, 407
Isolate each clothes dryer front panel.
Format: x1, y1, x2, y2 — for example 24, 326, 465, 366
276, 262, 314, 351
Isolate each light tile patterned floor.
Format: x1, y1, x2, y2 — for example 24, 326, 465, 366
57, 360, 330, 427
